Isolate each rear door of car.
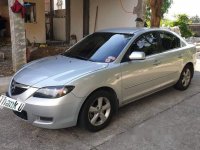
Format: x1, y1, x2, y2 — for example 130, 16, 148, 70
156, 31, 183, 82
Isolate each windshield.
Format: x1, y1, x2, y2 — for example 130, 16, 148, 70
63, 32, 133, 63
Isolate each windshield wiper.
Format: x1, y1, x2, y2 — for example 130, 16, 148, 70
73, 55, 88, 60
75, 56, 96, 62
62, 53, 94, 61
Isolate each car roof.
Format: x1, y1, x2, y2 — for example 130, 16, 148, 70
97, 27, 145, 34
97, 27, 171, 34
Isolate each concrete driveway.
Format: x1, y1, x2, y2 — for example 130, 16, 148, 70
1, 60, 200, 150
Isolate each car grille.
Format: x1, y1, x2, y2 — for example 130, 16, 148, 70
10, 80, 29, 96
13, 110, 28, 120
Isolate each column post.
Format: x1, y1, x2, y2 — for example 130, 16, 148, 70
83, 0, 89, 37
8, 0, 27, 72
65, 0, 70, 43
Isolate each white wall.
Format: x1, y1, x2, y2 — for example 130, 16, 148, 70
25, 0, 46, 43
53, 0, 139, 41
89, 0, 138, 33
70, 0, 83, 41
53, 18, 66, 41
53, 0, 84, 41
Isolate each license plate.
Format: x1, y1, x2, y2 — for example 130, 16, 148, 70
0, 95, 25, 112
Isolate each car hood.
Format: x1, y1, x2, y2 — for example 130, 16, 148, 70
14, 55, 108, 87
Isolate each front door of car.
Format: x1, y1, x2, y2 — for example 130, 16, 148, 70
120, 32, 170, 103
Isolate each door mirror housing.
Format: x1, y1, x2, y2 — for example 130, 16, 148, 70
129, 52, 146, 60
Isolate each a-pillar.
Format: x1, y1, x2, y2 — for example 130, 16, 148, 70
8, 0, 26, 72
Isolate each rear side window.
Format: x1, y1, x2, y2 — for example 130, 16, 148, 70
159, 32, 181, 51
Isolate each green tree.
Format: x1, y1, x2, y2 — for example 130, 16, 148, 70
173, 14, 193, 38
145, 0, 173, 27
161, 19, 174, 27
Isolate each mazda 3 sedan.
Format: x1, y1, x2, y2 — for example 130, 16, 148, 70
1, 28, 196, 132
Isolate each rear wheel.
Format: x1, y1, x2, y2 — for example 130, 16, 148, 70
79, 90, 115, 132
174, 65, 193, 91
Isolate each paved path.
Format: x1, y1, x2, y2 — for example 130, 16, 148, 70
0, 61, 200, 150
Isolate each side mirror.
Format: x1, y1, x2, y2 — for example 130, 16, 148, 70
129, 51, 146, 60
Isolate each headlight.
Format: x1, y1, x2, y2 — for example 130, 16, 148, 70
33, 86, 75, 98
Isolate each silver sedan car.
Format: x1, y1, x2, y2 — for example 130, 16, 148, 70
7, 28, 196, 132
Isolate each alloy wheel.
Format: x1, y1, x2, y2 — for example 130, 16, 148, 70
88, 97, 111, 126
182, 68, 191, 87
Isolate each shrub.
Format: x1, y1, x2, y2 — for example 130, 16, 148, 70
173, 14, 193, 38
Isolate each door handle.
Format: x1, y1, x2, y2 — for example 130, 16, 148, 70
153, 60, 161, 66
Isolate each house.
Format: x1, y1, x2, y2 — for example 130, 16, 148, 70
189, 23, 200, 37
49, 0, 146, 41
1, 0, 145, 71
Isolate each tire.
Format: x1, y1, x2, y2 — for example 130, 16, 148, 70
79, 90, 115, 132
174, 65, 193, 91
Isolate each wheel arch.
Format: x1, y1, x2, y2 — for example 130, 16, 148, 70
184, 62, 194, 77
77, 86, 119, 125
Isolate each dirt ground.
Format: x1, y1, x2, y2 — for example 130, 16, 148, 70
0, 39, 14, 77
0, 44, 67, 77
29, 46, 67, 62
0, 53, 14, 76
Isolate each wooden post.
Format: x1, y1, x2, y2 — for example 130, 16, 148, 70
94, 6, 98, 32
83, 0, 89, 37
65, 0, 70, 43
49, 0, 54, 40
8, 0, 26, 72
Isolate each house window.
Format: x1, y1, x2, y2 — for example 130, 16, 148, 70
54, 0, 66, 10
24, 2, 36, 23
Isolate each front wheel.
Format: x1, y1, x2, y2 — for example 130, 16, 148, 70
174, 65, 193, 91
79, 90, 115, 132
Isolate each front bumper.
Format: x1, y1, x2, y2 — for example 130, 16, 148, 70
7, 92, 84, 129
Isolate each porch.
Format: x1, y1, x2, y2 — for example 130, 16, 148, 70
0, 0, 145, 73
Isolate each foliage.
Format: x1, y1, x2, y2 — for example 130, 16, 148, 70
145, 2, 151, 21
161, 19, 174, 27
173, 14, 193, 38
159, 15, 193, 38
190, 15, 200, 23
145, 0, 173, 21
145, 19, 171, 27
146, 20, 151, 27
145, 19, 173, 28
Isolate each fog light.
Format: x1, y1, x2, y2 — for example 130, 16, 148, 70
40, 117, 53, 122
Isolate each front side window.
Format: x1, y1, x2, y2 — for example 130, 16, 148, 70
63, 33, 133, 63
130, 32, 160, 56
159, 32, 181, 51
122, 32, 160, 62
